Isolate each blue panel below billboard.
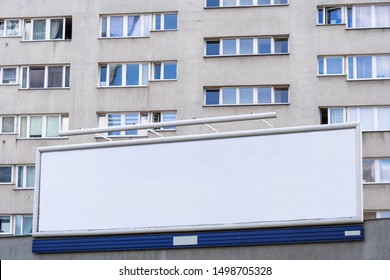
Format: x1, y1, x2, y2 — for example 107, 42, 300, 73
32, 224, 364, 254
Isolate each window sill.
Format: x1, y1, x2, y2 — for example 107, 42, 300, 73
16, 137, 69, 140
317, 74, 346, 77
19, 87, 71, 91
149, 79, 178, 82
0, 83, 19, 86
204, 4, 289, 9
363, 182, 390, 185
13, 187, 34, 190
346, 26, 390, 30
204, 103, 290, 107
98, 36, 150, 40
21, 39, 71, 42
0, 35, 22, 38
150, 29, 178, 32
204, 53, 289, 58
0, 133, 17, 135
97, 85, 149, 89
0, 183, 13, 185
347, 78, 390, 82
316, 23, 345, 27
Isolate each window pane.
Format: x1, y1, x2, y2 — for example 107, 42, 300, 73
206, 41, 220, 56
6, 20, 19, 36
101, 17, 107, 37
48, 66, 63, 87
377, 211, 390, 218
376, 5, 390, 27
100, 65, 107, 86
326, 57, 343, 74
161, 112, 177, 130
274, 88, 289, 103
258, 87, 272, 103
0, 167, 12, 183
222, 88, 236, 104
29, 67, 45, 88
125, 114, 138, 136
347, 57, 354, 79
223, 0, 236, 6
222, 39, 236, 55
356, 6, 371, 27
2, 117, 14, 133
50, 19, 63, 39
154, 63, 161, 79
20, 117, 27, 138
108, 114, 121, 136
329, 108, 344, 124
155, 14, 161, 30
363, 160, 375, 182
22, 216, 33, 235
0, 21, 4, 36
326, 8, 342, 24
380, 160, 390, 182
128, 16, 141, 36
142, 63, 149, 85
318, 8, 324, 24
163, 63, 177, 79
126, 64, 139, 86
259, 0, 271, 4
0, 216, 11, 233
65, 18, 72, 39
22, 67, 28, 88
110, 16, 123, 37
318, 58, 324, 75
205, 90, 220, 105
356, 56, 372, 79
378, 108, 390, 130
109, 64, 122, 86
15, 216, 22, 235
348, 108, 358, 123
143, 15, 150, 36
347, 7, 353, 28
65, 66, 70, 87
240, 0, 253, 6
239, 87, 253, 104
274, 0, 287, 4
26, 166, 35, 188
360, 108, 374, 130
30, 116, 42, 137
164, 14, 177, 30
2, 68, 17, 84
240, 38, 253, 55
17, 166, 24, 188
258, 38, 271, 54
376, 56, 390, 78
46, 116, 59, 137
206, 0, 220, 7
33, 19, 46, 40
274, 38, 288, 53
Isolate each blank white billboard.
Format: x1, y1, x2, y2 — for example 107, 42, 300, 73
33, 124, 362, 237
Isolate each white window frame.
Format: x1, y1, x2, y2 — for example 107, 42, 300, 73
152, 13, 178, 31
16, 165, 35, 189
100, 14, 151, 38
100, 113, 141, 137
0, 67, 18, 85
317, 6, 344, 25
346, 5, 390, 29
20, 65, 70, 89
18, 115, 68, 139
205, 0, 288, 8
347, 55, 390, 80
151, 61, 178, 81
99, 63, 149, 87
14, 215, 33, 236
0, 166, 13, 184
0, 19, 21, 37
154, 112, 177, 131
0, 215, 12, 235
204, 86, 289, 106
363, 158, 390, 184
0, 116, 16, 134
22, 18, 69, 41
317, 56, 345, 76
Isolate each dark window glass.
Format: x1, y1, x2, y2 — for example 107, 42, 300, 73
65, 17, 72, 39
48, 66, 63, 87
275, 88, 289, 103
164, 63, 177, 79
164, 14, 177, 30
206, 41, 220, 56
206, 0, 220, 7
274, 38, 288, 53
205, 90, 220, 105
29, 67, 45, 88
0, 167, 12, 183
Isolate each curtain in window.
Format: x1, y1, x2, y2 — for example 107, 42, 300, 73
33, 20, 46, 40
110, 16, 123, 37
375, 5, 390, 27
378, 108, 390, 130
48, 66, 63, 87
143, 15, 150, 36
125, 114, 139, 135
128, 16, 141, 36
258, 87, 272, 104
380, 160, 390, 182
142, 64, 149, 85
162, 113, 177, 130
101, 17, 107, 37
30, 116, 43, 137
109, 64, 122, 86
360, 108, 374, 130
2, 68, 16, 83
20, 117, 27, 138
1, 117, 14, 133
29, 67, 45, 88
347, 108, 358, 123
15, 216, 22, 235
329, 108, 344, 124
6, 20, 19, 36
355, 6, 371, 27
363, 160, 375, 182
46, 116, 59, 137
376, 56, 390, 78
356, 56, 372, 79
22, 216, 33, 235
50, 19, 63, 39
17, 166, 24, 188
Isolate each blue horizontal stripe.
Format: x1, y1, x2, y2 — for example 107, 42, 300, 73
32, 224, 364, 254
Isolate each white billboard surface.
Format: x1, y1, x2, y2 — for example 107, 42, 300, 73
34, 124, 362, 237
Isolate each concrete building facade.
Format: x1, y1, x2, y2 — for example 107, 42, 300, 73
1, 0, 390, 246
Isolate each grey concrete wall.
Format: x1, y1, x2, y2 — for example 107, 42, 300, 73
0, 219, 389, 260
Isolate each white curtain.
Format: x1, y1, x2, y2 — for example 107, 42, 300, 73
378, 108, 390, 130
33, 20, 46, 40
30, 116, 42, 137
360, 108, 374, 130
128, 16, 141, 36
375, 5, 390, 27
329, 108, 344, 124
355, 6, 371, 27
380, 160, 390, 182
376, 56, 390, 78
46, 116, 59, 137
50, 19, 63, 39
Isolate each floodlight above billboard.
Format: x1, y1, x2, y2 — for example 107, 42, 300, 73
33, 123, 362, 237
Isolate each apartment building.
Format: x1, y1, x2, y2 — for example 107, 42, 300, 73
0, 0, 389, 241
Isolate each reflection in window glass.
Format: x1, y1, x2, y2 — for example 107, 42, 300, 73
2, 68, 17, 84
223, 39, 236, 55
378, 108, 390, 130
205, 90, 220, 105
0, 167, 12, 183
376, 56, 390, 78
258, 38, 271, 54
318, 58, 324, 75
360, 108, 374, 130
164, 14, 177, 30
206, 0, 220, 7
258, 87, 272, 104
259, 0, 271, 4
109, 64, 122, 86
274, 38, 288, 53
164, 63, 177, 79
376, 5, 390, 27
356, 56, 372, 79
100, 65, 107, 86
126, 64, 139, 86
223, 0, 236, 6
48, 66, 63, 88
355, 6, 371, 27
110, 16, 123, 37
222, 88, 236, 105
206, 41, 220, 56
101, 17, 107, 37
275, 88, 289, 103
240, 0, 253, 6
326, 8, 342, 24
154, 63, 161, 80
326, 57, 343, 74
380, 160, 390, 183
2, 117, 14, 133
29, 67, 45, 88
240, 38, 253, 55
363, 160, 375, 182
239, 88, 253, 104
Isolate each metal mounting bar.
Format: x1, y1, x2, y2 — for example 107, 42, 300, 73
147, 129, 164, 137
261, 119, 274, 128
203, 124, 219, 133
59, 112, 277, 137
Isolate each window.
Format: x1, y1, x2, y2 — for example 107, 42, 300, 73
21, 65, 70, 89
100, 14, 151, 38
14, 215, 33, 236
205, 37, 288, 56
364, 211, 390, 219
0, 19, 20, 37
99, 63, 149, 87
0, 166, 12, 184
317, 7, 343, 25
0, 116, 15, 133
205, 0, 288, 8
318, 57, 344, 75
23, 17, 72, 40
347, 5, 390, 28
205, 86, 289, 106
0, 216, 11, 234
348, 55, 390, 80
363, 159, 390, 183
19, 115, 69, 138
152, 62, 177, 80
17, 166, 35, 189
0, 67, 17, 84
98, 111, 177, 137
154, 13, 178, 30
320, 107, 390, 131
